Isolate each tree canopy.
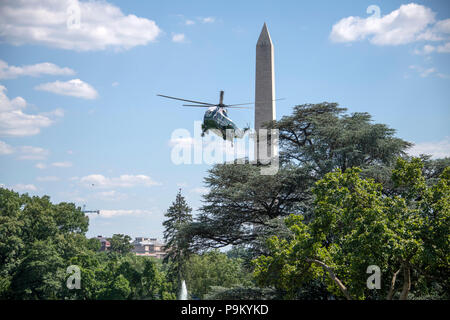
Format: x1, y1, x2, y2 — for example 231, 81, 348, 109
108, 234, 133, 255
252, 159, 449, 300
0, 188, 176, 300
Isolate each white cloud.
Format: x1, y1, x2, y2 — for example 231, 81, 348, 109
433, 18, 450, 34
36, 176, 60, 182
0, 140, 14, 154
172, 33, 186, 43
98, 209, 153, 218
415, 42, 450, 54
111, 81, 119, 87
414, 44, 437, 55
35, 162, 47, 169
51, 161, 72, 167
330, 3, 447, 46
94, 190, 127, 201
201, 17, 215, 24
185, 19, 195, 26
18, 146, 49, 160
437, 42, 450, 53
409, 65, 448, 78
0, 0, 161, 51
436, 73, 450, 79
42, 108, 65, 118
35, 79, 98, 99
12, 184, 37, 192
409, 65, 435, 77
0, 59, 75, 79
80, 174, 159, 188
0, 141, 50, 160
0, 85, 57, 137
408, 137, 450, 159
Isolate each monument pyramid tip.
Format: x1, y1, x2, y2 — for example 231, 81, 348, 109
257, 22, 272, 46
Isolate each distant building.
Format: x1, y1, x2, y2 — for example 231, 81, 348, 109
132, 237, 166, 259
97, 235, 110, 251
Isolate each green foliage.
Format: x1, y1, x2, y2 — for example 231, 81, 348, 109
188, 163, 310, 251
163, 190, 193, 286
0, 188, 176, 300
205, 286, 279, 300
0, 189, 89, 299
184, 250, 253, 299
253, 159, 449, 300
108, 234, 133, 254
1, 99, 447, 301
272, 103, 411, 172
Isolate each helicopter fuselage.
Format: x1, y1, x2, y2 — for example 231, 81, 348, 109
157, 91, 250, 141
201, 106, 247, 141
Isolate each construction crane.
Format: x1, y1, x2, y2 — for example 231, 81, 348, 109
82, 204, 100, 215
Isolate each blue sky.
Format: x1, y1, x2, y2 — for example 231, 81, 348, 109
0, 0, 449, 240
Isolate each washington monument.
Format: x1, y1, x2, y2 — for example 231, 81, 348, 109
255, 23, 276, 161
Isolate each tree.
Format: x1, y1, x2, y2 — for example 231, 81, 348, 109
9, 239, 66, 299
97, 274, 131, 300
163, 190, 193, 286
186, 103, 412, 253
252, 159, 449, 300
271, 103, 411, 173
184, 251, 252, 299
108, 234, 133, 255
0, 188, 91, 299
188, 163, 311, 251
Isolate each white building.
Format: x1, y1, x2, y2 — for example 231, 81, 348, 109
132, 237, 166, 259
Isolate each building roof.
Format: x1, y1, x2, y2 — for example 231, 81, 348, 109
133, 237, 165, 246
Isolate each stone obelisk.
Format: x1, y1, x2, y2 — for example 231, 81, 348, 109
255, 23, 276, 161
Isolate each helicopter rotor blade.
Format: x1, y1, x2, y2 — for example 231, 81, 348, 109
224, 106, 253, 109
157, 94, 215, 106
227, 98, 286, 107
182, 104, 217, 107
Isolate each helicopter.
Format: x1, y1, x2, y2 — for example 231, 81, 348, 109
157, 90, 254, 142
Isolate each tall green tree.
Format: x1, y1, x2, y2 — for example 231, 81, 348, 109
271, 103, 411, 173
188, 163, 310, 251
163, 190, 193, 286
253, 159, 449, 300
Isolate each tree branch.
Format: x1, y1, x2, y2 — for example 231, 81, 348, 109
399, 263, 411, 300
306, 258, 352, 300
386, 268, 400, 300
